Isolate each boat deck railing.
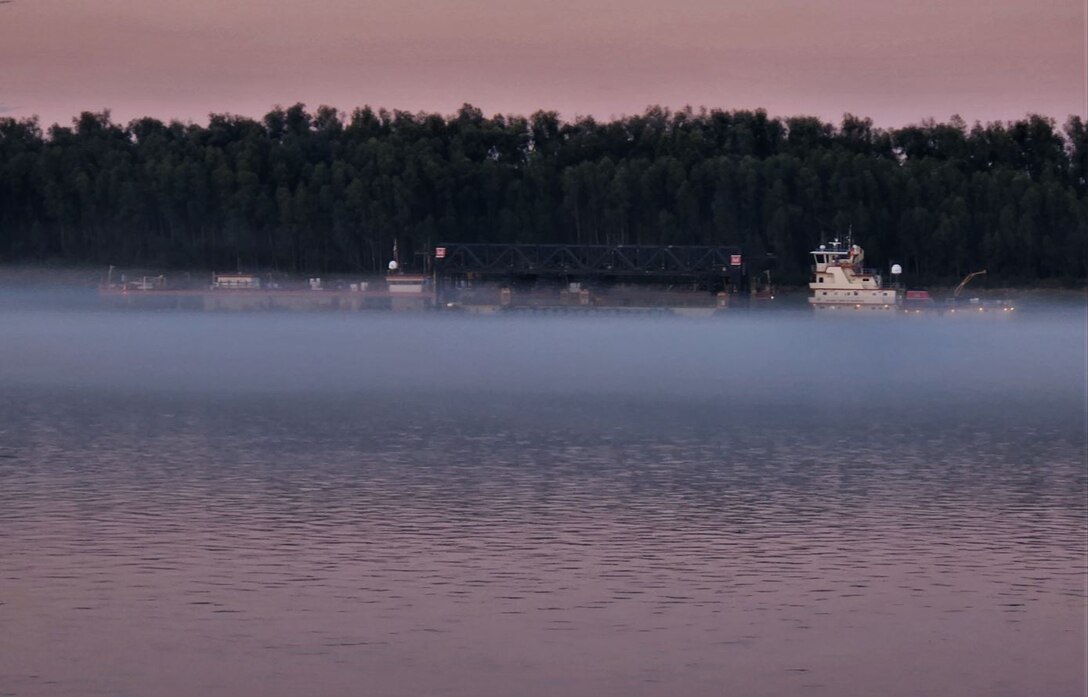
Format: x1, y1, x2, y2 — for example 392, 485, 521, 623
838, 265, 881, 277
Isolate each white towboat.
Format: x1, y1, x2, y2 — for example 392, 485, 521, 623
809, 239, 901, 311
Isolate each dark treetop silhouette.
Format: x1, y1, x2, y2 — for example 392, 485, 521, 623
0, 105, 1084, 284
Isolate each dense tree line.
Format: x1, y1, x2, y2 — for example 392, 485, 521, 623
0, 104, 1084, 283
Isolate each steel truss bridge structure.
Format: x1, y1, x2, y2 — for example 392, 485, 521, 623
434, 243, 749, 291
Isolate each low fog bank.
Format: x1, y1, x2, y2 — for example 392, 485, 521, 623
0, 267, 116, 311
0, 265, 107, 288
1, 304, 1084, 416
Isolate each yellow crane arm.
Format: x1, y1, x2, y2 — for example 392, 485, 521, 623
954, 270, 987, 298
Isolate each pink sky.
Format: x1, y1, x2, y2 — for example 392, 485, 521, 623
0, 0, 1084, 129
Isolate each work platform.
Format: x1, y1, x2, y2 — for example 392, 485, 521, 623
435, 243, 748, 289
97, 243, 762, 313
433, 243, 753, 310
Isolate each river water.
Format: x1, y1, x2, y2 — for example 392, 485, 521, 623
0, 301, 1085, 697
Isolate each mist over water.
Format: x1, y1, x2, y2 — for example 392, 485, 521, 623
1, 299, 1084, 404
1, 294, 1085, 697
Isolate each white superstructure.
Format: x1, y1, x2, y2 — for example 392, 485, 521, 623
212, 273, 261, 290
809, 239, 900, 310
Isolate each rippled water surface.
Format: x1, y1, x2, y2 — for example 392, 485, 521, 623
1, 304, 1085, 697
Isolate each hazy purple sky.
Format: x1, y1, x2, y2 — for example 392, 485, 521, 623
0, 0, 1084, 129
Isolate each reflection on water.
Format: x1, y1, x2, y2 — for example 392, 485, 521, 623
0, 309, 1085, 697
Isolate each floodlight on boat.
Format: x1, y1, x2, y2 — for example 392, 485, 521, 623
891, 264, 902, 275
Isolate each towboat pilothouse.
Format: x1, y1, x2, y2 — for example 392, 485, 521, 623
809, 239, 901, 311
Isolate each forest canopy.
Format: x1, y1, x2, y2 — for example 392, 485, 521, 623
0, 104, 1084, 284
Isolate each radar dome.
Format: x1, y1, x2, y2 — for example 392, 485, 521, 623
891, 264, 903, 275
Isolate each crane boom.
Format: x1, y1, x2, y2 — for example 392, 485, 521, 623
953, 270, 987, 298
